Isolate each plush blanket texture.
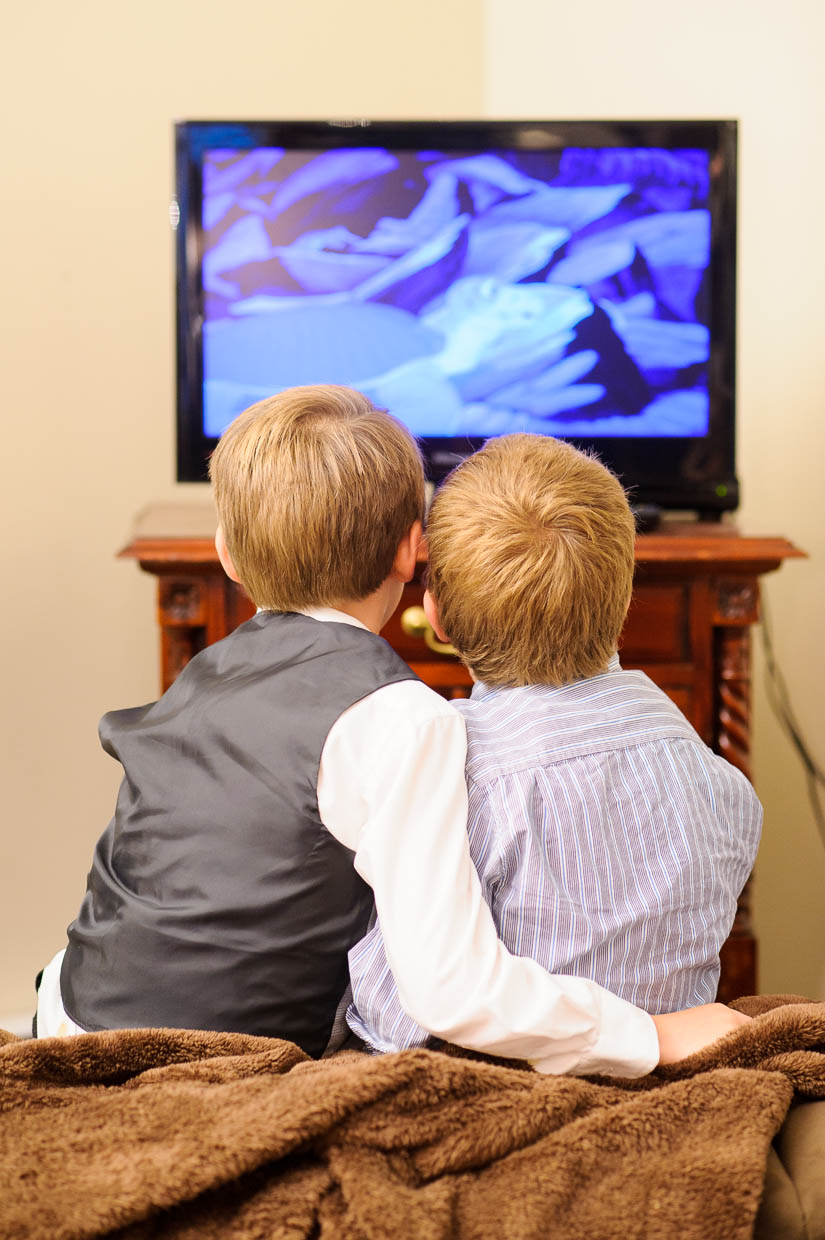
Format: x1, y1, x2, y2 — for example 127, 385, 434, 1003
1, 995, 824, 1239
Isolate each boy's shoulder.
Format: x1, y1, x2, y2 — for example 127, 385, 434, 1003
454, 664, 702, 783
343, 674, 466, 734
206, 609, 409, 670
163, 611, 422, 719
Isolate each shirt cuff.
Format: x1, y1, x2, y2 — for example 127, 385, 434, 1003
531, 989, 659, 1078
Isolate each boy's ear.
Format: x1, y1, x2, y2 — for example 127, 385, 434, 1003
215, 525, 241, 584
423, 588, 450, 644
390, 519, 423, 584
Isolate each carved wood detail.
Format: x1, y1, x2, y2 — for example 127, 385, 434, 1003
159, 580, 206, 625
714, 579, 759, 624
716, 625, 752, 781
162, 624, 207, 687
714, 622, 757, 1004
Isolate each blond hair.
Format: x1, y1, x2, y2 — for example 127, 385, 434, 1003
210, 385, 425, 610
426, 435, 635, 686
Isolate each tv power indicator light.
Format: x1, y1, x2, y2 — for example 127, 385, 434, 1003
715, 484, 728, 497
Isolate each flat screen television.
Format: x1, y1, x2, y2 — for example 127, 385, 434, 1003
175, 119, 738, 516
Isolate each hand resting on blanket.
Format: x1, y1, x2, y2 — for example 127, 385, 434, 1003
653, 1002, 752, 1064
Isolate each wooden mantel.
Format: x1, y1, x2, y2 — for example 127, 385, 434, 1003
120, 504, 803, 1002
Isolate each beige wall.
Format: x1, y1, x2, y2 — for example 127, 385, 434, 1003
2, 0, 823, 1025
485, 0, 825, 997
0, 1, 484, 1024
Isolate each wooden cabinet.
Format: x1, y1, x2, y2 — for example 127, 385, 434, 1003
121, 509, 802, 1001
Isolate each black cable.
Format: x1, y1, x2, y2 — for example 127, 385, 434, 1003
760, 595, 825, 848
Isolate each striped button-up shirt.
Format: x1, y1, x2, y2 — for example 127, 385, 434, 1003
347, 657, 762, 1052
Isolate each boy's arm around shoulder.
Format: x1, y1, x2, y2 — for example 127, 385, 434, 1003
320, 680, 668, 1076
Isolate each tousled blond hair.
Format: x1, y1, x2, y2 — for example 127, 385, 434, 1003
210, 385, 425, 610
426, 434, 635, 687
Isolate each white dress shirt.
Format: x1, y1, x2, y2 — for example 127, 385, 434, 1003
39, 606, 659, 1076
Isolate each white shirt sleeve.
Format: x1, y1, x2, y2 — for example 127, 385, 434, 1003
317, 679, 660, 1077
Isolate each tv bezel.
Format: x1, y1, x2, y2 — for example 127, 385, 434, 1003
175, 118, 738, 514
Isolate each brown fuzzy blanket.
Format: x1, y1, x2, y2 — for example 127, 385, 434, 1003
2, 995, 824, 1240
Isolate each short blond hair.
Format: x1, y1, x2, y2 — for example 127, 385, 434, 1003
210, 385, 425, 610
426, 435, 635, 687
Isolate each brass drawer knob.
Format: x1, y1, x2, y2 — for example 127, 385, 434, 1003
400, 606, 458, 656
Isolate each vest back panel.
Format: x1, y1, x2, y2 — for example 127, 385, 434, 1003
61, 612, 417, 1055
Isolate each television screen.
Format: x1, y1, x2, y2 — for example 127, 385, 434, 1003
176, 121, 737, 513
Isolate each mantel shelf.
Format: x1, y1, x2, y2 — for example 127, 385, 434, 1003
120, 505, 805, 574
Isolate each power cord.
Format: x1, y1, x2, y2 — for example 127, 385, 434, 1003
760, 595, 825, 848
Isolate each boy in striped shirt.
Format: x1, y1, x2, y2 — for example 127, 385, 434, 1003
347, 433, 762, 1052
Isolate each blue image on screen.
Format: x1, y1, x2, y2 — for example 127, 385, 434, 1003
200, 146, 711, 440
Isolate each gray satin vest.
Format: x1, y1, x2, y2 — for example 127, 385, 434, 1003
61, 611, 417, 1055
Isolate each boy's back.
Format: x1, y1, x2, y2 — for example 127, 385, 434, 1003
348, 658, 761, 1051
62, 611, 415, 1054
347, 431, 762, 1054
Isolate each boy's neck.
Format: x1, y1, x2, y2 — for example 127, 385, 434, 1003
327, 579, 401, 636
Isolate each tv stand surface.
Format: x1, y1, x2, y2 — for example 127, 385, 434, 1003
630, 503, 662, 533
121, 508, 803, 1003
632, 507, 730, 533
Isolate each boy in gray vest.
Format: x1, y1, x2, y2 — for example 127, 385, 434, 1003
348, 433, 761, 1053
36, 387, 750, 1073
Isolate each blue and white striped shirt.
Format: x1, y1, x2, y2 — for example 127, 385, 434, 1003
347, 657, 762, 1051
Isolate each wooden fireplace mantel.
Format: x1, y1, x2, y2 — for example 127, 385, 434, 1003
120, 504, 803, 1002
